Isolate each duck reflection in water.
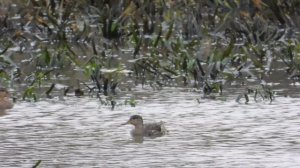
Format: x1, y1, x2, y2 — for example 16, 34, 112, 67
0, 88, 14, 116
122, 115, 168, 142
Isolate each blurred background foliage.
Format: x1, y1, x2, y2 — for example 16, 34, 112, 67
0, 0, 299, 102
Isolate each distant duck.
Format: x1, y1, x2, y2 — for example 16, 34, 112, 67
123, 115, 168, 137
0, 88, 14, 113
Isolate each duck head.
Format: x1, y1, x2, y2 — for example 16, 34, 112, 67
123, 115, 143, 126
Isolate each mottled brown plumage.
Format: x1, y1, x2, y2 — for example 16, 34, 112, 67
123, 115, 168, 137
0, 88, 13, 113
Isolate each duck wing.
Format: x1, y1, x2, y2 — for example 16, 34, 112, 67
144, 122, 167, 137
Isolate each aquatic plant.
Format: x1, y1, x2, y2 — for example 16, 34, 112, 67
32, 160, 42, 168
236, 84, 275, 104
0, 0, 299, 102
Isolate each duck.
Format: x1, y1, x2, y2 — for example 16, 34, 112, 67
0, 88, 14, 113
123, 115, 168, 137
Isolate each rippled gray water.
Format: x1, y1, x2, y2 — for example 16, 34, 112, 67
0, 88, 299, 168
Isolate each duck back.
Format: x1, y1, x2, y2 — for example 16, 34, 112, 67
143, 122, 168, 137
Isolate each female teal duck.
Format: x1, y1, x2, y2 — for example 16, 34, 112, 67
0, 88, 14, 113
123, 115, 168, 137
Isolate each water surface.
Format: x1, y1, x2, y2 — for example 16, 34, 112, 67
0, 88, 299, 167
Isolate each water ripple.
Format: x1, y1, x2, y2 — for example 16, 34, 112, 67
0, 89, 299, 167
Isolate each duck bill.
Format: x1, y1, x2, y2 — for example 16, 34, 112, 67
121, 120, 130, 125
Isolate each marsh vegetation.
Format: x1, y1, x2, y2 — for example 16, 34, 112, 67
0, 0, 300, 103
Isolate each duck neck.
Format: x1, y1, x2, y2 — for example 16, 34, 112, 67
134, 123, 144, 130
133, 123, 144, 135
